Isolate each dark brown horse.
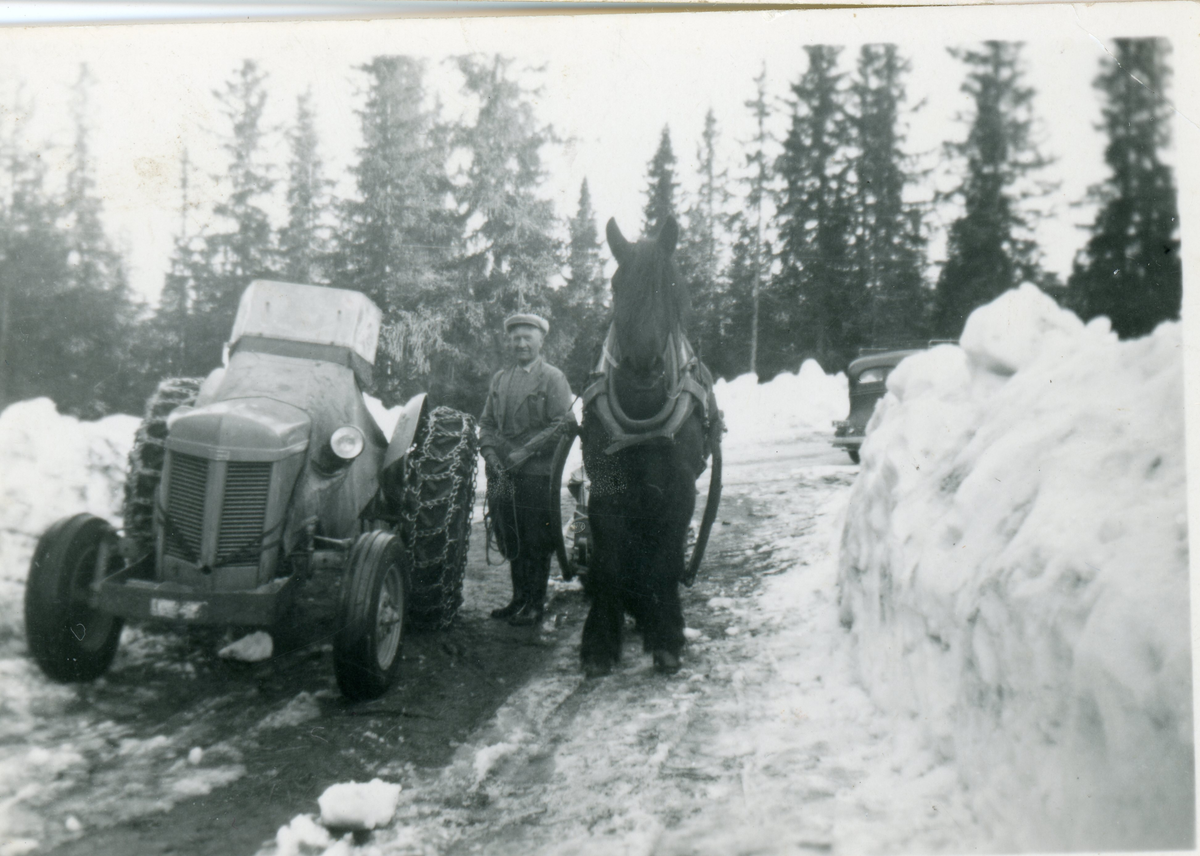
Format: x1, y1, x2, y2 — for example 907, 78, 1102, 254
578, 216, 715, 676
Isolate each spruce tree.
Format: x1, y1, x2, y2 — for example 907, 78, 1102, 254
452, 55, 560, 411
773, 46, 861, 374
934, 42, 1052, 337
150, 148, 203, 380
851, 44, 928, 346
738, 67, 771, 377
60, 64, 142, 414
678, 110, 733, 375
1067, 38, 1180, 338
557, 178, 608, 390
0, 71, 140, 416
335, 56, 459, 404
189, 60, 278, 372
280, 90, 332, 285
642, 126, 679, 236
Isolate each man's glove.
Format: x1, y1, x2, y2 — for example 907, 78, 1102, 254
483, 449, 505, 475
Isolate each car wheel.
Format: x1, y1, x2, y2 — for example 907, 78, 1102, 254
333, 530, 408, 701
25, 514, 125, 682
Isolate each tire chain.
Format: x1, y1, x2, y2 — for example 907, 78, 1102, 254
122, 377, 203, 557
400, 406, 479, 628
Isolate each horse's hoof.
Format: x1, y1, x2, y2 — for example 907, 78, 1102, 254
583, 660, 613, 679
653, 650, 681, 674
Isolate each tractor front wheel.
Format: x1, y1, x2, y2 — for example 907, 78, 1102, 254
333, 531, 408, 701
25, 513, 125, 682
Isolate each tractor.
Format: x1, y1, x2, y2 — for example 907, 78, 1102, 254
24, 280, 478, 700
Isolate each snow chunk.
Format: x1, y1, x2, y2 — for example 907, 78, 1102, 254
273, 813, 333, 855
317, 779, 402, 830
839, 287, 1191, 851
219, 631, 274, 663
187, 747, 204, 766
682, 627, 702, 641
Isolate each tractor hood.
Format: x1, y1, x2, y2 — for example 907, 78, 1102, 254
166, 398, 310, 461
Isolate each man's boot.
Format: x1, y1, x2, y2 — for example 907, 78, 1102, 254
491, 558, 526, 619
508, 554, 548, 627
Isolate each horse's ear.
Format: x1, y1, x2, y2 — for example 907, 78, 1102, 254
658, 216, 679, 256
607, 218, 633, 265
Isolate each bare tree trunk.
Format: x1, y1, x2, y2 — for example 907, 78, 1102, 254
0, 266, 9, 410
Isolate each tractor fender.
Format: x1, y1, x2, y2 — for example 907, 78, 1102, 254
383, 393, 429, 473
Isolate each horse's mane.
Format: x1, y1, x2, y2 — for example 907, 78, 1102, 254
608, 217, 691, 375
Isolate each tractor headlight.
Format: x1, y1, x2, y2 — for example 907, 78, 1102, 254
330, 426, 365, 461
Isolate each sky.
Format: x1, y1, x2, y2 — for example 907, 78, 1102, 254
0, 3, 1194, 304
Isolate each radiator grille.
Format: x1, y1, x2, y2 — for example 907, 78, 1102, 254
164, 453, 208, 561
217, 461, 272, 564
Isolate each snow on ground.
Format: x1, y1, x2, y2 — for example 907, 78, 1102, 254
259, 366, 991, 856
0, 399, 251, 849
0, 399, 142, 823
0, 398, 139, 636
838, 284, 1194, 851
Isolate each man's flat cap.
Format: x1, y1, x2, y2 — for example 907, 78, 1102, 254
504, 313, 549, 334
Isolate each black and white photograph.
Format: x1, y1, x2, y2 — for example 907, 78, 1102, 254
0, 3, 1195, 855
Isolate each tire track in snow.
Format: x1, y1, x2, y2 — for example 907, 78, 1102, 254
324, 439, 996, 856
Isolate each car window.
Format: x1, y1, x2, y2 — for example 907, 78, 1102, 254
858, 367, 889, 384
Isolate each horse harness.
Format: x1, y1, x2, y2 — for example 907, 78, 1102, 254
582, 325, 719, 456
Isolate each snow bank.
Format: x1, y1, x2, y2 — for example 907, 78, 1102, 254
0, 398, 138, 636
838, 284, 1193, 851
714, 359, 847, 445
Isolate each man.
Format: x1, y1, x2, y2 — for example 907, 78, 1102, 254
479, 313, 574, 626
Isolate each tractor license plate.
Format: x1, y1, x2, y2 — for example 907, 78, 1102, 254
150, 598, 206, 620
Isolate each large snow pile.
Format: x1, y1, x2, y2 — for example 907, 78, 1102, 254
837, 284, 1193, 852
0, 399, 139, 635
714, 359, 847, 446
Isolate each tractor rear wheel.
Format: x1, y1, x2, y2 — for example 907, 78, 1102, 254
122, 377, 203, 558
333, 531, 408, 701
25, 514, 125, 682
400, 406, 478, 629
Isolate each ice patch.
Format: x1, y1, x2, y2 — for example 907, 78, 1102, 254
317, 779, 402, 830
472, 740, 520, 784
257, 692, 322, 731
0, 839, 39, 856
218, 631, 274, 662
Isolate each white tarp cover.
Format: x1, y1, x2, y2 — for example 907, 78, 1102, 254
230, 281, 381, 366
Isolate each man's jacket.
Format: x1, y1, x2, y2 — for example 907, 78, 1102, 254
479, 357, 573, 476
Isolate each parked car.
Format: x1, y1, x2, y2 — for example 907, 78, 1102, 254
24, 281, 477, 700
831, 347, 924, 463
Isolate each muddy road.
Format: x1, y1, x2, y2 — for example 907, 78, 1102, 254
3, 436, 867, 856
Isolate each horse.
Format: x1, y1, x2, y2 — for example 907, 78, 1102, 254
575, 215, 718, 677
